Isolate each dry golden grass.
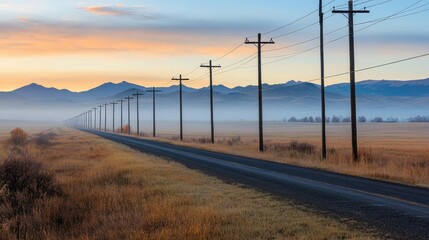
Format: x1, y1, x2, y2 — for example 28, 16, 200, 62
143, 123, 429, 187
0, 127, 377, 239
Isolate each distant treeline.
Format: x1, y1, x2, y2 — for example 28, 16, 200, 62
407, 115, 429, 122
283, 116, 416, 123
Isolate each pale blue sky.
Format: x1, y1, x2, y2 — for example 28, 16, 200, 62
0, 0, 428, 91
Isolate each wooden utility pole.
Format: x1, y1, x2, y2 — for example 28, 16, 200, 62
201, 60, 221, 144
320, 0, 327, 160
93, 107, 97, 130
333, 0, 369, 161
125, 96, 134, 135
146, 87, 162, 137
172, 75, 190, 140
103, 102, 108, 132
132, 92, 144, 135
111, 102, 118, 132
245, 33, 275, 152
88, 110, 91, 129
117, 99, 126, 133
98, 105, 103, 131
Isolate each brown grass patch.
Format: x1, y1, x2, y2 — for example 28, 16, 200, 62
0, 127, 377, 239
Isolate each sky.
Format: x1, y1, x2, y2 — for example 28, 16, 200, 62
0, 0, 428, 91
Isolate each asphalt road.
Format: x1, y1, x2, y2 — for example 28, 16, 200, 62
86, 130, 429, 239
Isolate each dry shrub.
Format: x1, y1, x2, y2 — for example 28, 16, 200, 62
265, 141, 316, 156
7, 128, 28, 147
0, 158, 62, 216
218, 136, 241, 146
122, 124, 130, 134
190, 138, 211, 144
32, 132, 57, 147
169, 136, 180, 141
287, 141, 316, 155
266, 142, 290, 152
84, 146, 110, 160
0, 158, 62, 238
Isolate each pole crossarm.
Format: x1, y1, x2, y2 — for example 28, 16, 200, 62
124, 96, 134, 101
132, 92, 144, 98
171, 76, 190, 81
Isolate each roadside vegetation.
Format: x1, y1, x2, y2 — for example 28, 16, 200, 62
0, 127, 377, 239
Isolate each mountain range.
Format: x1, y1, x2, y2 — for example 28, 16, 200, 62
1, 78, 428, 121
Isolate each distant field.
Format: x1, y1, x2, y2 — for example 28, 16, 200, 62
149, 121, 429, 187
154, 121, 429, 144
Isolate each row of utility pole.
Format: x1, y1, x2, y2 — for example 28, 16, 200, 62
66, 88, 162, 137
66, 0, 368, 161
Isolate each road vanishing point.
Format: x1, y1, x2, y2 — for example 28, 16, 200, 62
85, 130, 429, 240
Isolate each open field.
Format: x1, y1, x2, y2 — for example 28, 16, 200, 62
142, 122, 429, 187
0, 125, 377, 239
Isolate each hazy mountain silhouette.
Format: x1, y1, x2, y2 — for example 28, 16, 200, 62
79, 81, 146, 100
12, 83, 75, 100
1, 78, 428, 121
326, 78, 429, 97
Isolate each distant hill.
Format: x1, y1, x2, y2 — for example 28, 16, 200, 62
78, 81, 146, 100
12, 83, 75, 100
326, 78, 429, 97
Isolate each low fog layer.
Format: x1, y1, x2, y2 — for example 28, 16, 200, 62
1, 79, 428, 124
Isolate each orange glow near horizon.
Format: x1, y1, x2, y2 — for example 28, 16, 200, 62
0, 1, 427, 92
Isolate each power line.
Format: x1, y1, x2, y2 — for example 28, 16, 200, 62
247, 0, 337, 38
259, 0, 428, 66
305, 52, 429, 83
271, 13, 335, 39
213, 42, 245, 62
365, 0, 394, 9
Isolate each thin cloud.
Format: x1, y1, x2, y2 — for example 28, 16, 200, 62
82, 5, 160, 20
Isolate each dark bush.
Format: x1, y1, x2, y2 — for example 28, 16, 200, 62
408, 115, 429, 122
7, 128, 28, 147
331, 116, 341, 123
288, 141, 316, 155
358, 116, 367, 123
33, 132, 57, 146
0, 158, 62, 217
371, 117, 384, 123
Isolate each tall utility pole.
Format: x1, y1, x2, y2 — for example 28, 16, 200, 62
98, 105, 103, 131
172, 75, 190, 141
146, 87, 162, 138
87, 110, 92, 129
117, 99, 126, 133
125, 96, 134, 135
85, 111, 88, 129
103, 102, 108, 132
132, 92, 144, 136
201, 60, 221, 144
245, 33, 275, 152
88, 111, 90, 128
111, 102, 118, 132
333, 0, 369, 161
320, 0, 327, 160
93, 107, 97, 130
